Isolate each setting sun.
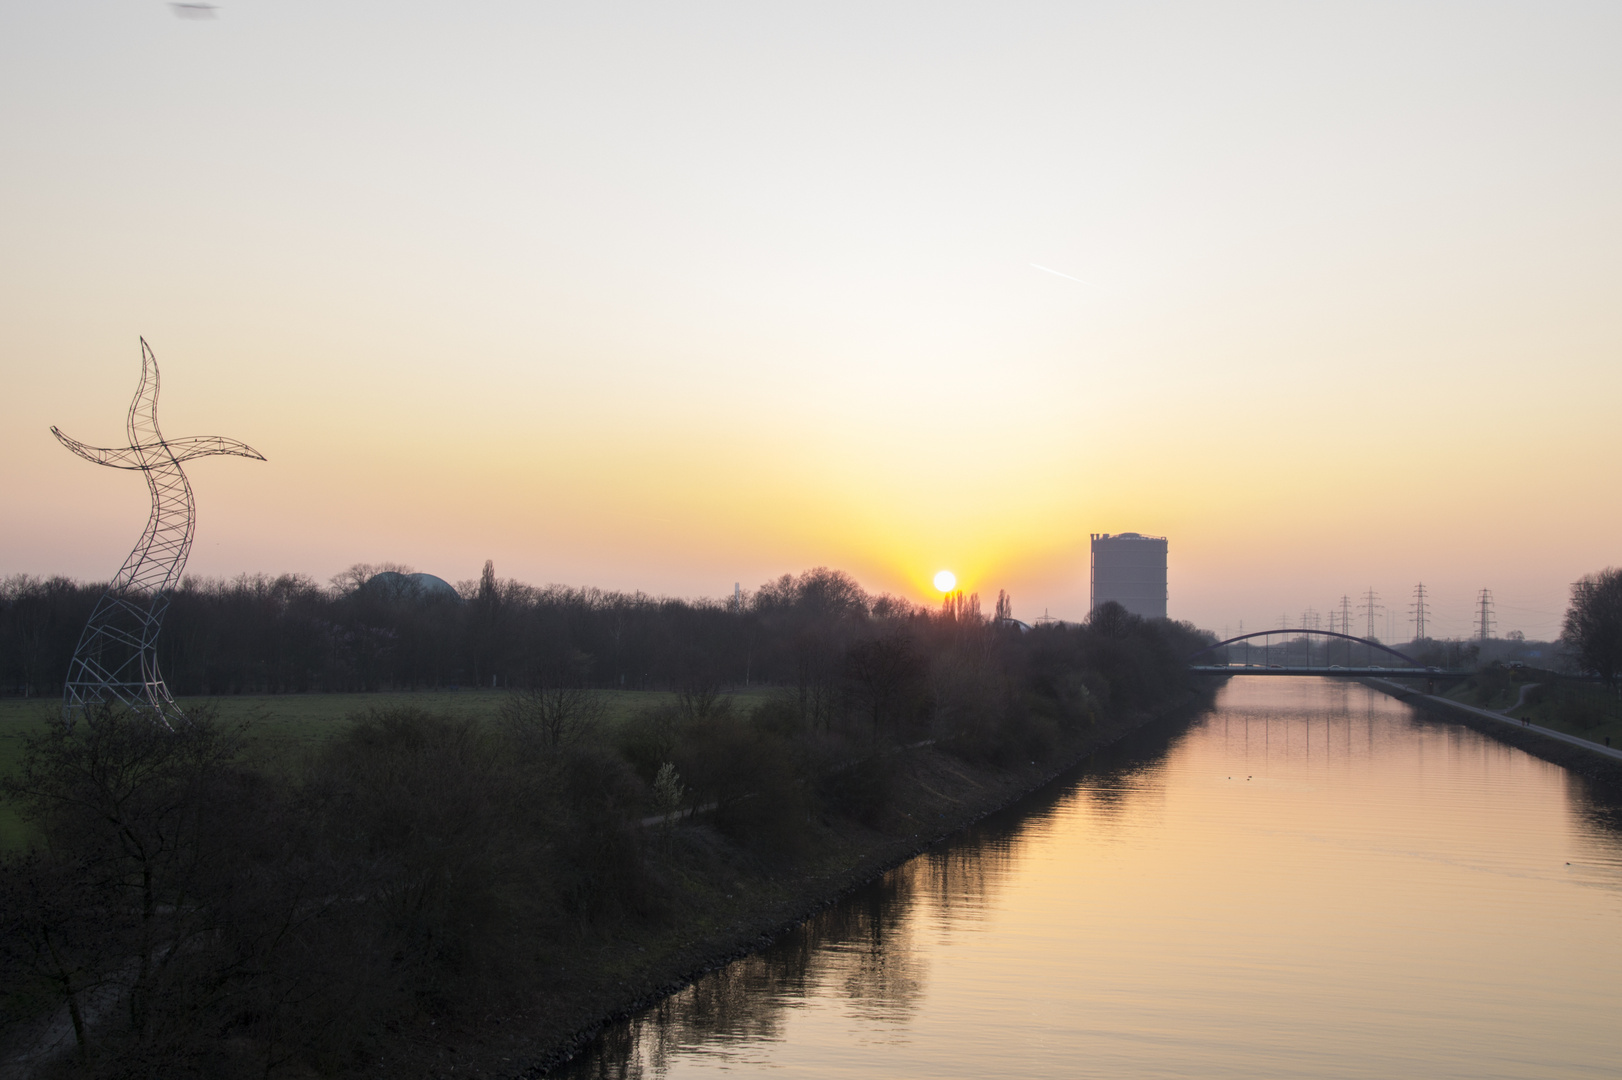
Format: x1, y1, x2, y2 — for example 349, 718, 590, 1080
934, 570, 957, 593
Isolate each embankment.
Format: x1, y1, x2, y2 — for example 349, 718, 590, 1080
397, 684, 1214, 1080
1361, 677, 1622, 784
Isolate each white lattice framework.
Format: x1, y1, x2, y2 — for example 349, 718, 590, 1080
52, 339, 264, 726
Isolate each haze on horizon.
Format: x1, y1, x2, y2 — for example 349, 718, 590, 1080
3, 1, 1618, 642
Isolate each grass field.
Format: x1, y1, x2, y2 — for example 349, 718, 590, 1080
0, 686, 781, 852
1437, 677, 1622, 751
1503, 682, 1622, 750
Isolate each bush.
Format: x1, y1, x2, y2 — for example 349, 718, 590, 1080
550, 744, 656, 922
1554, 690, 1607, 731
816, 754, 894, 827
619, 702, 684, 786
675, 710, 810, 856
0, 706, 344, 1076
309, 710, 521, 990
1473, 662, 1511, 706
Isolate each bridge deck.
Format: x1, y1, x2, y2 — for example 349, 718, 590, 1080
1190, 665, 1467, 677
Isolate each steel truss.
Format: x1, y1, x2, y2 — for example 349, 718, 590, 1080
52, 339, 264, 726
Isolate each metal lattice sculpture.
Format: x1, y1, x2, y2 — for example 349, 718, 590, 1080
52, 339, 265, 726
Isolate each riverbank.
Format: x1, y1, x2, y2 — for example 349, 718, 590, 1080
3, 606, 1217, 1077
538, 675, 1622, 1080
1360, 677, 1622, 783
362, 683, 1214, 1080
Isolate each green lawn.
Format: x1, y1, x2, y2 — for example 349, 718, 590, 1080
0, 686, 780, 851
1435, 677, 1622, 751
1503, 681, 1622, 750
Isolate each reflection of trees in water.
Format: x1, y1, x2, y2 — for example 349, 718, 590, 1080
567, 707, 1225, 1077
564, 797, 1065, 1076
1068, 725, 1193, 830
1570, 773, 1622, 849
907, 830, 1013, 919
828, 872, 927, 1022
1073, 761, 1165, 829
562, 870, 930, 1078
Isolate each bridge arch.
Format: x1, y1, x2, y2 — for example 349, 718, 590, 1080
1187, 629, 1420, 667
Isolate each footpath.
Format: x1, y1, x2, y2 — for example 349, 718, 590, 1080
1362, 676, 1622, 780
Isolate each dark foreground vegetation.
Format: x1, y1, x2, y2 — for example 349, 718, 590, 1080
0, 569, 1208, 1079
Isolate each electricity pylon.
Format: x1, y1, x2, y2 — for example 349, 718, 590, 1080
52, 339, 265, 726
1410, 583, 1430, 642
1476, 589, 1495, 641
1359, 587, 1383, 641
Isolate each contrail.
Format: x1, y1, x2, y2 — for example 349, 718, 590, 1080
1031, 263, 1086, 285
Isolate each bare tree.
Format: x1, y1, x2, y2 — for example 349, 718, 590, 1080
0, 705, 262, 1065
499, 684, 606, 749
328, 562, 413, 595
1563, 568, 1622, 687
0, 851, 107, 1067
846, 634, 924, 741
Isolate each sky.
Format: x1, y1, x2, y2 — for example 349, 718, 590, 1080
2, 1, 1619, 641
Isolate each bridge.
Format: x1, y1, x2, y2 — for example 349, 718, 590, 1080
1186, 629, 1470, 678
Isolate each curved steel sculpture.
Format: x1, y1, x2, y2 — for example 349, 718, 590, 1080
52, 339, 265, 725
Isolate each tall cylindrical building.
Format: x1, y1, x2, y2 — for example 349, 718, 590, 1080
1089, 533, 1168, 620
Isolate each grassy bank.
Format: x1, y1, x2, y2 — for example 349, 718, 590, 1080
1434, 667, 1622, 750
1362, 675, 1622, 784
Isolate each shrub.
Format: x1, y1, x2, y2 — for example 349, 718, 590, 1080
551, 744, 656, 921
619, 702, 685, 785
816, 754, 894, 827
676, 711, 809, 856
308, 708, 543, 997
1554, 690, 1606, 731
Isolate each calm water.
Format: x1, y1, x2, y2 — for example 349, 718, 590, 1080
562, 679, 1622, 1079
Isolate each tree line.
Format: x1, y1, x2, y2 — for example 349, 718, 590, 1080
0, 564, 984, 699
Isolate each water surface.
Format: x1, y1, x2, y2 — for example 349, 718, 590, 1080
563, 679, 1622, 1078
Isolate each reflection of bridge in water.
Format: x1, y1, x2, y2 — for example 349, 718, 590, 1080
1187, 629, 1470, 677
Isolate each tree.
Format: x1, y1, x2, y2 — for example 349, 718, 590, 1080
1086, 600, 1138, 640
0, 851, 105, 1066
468, 559, 505, 688
0, 706, 279, 1068
846, 634, 924, 741
498, 683, 605, 749
1562, 568, 1622, 687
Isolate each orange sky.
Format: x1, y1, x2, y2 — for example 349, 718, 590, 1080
4, 2, 1619, 640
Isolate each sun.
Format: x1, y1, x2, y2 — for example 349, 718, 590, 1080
933, 570, 957, 593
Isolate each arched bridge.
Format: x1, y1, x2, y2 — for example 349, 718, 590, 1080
1186, 629, 1465, 677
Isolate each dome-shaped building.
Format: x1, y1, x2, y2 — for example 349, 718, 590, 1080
361, 570, 462, 604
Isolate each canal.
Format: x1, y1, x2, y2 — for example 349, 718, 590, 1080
560, 678, 1622, 1079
